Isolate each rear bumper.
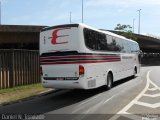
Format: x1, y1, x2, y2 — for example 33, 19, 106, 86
41, 77, 87, 89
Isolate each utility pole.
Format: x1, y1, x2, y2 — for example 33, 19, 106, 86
70, 12, 72, 24
0, 1, 1, 25
82, 0, 83, 23
133, 19, 135, 33
137, 9, 141, 34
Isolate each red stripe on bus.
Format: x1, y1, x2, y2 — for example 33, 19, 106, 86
40, 56, 120, 60
40, 60, 120, 65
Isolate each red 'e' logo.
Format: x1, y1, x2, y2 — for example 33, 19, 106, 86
49, 27, 70, 45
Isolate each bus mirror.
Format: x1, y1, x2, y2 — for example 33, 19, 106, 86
139, 50, 143, 58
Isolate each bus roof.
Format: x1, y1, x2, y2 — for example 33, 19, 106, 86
41, 23, 137, 44
41, 24, 79, 32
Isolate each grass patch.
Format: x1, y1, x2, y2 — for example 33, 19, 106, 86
0, 83, 51, 105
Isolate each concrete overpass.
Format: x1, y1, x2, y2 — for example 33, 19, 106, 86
134, 33, 160, 53
0, 25, 160, 53
0, 25, 45, 49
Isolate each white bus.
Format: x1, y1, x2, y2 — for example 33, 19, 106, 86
40, 23, 140, 89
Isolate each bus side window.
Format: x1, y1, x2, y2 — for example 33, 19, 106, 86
97, 32, 107, 51
123, 40, 130, 53
105, 36, 123, 52
133, 43, 137, 53
136, 43, 140, 51
131, 42, 139, 53
128, 41, 132, 53
122, 40, 126, 53
106, 36, 113, 51
84, 28, 97, 50
112, 37, 118, 51
120, 39, 125, 53
114, 38, 123, 52
84, 28, 107, 51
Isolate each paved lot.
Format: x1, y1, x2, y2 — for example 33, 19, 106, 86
0, 66, 160, 120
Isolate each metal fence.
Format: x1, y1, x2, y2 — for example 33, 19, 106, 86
0, 49, 40, 89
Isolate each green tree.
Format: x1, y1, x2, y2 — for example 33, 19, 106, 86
114, 24, 137, 40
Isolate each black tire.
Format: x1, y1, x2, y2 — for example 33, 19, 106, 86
131, 67, 137, 79
106, 73, 113, 90
132, 67, 137, 79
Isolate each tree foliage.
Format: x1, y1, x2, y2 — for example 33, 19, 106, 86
114, 24, 137, 40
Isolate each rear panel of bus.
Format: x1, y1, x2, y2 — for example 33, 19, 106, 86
40, 24, 88, 89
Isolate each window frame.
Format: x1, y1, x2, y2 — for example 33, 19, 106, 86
83, 27, 137, 54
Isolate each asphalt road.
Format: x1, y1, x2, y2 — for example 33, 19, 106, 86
0, 66, 160, 120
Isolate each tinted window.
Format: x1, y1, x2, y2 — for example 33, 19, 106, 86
113, 38, 124, 52
130, 42, 140, 53
84, 28, 97, 50
135, 43, 140, 51
97, 32, 107, 50
84, 28, 106, 50
105, 37, 122, 52
84, 28, 124, 52
123, 41, 131, 53
128, 41, 133, 52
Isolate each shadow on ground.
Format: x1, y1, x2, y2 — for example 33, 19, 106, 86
0, 76, 134, 114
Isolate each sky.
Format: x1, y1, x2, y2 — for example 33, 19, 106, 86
1, 0, 160, 36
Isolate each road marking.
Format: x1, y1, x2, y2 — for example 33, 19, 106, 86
86, 94, 117, 113
72, 93, 103, 113
109, 70, 152, 120
73, 93, 116, 114
143, 93, 160, 98
78, 93, 102, 106
148, 88, 158, 91
103, 94, 116, 104
85, 94, 117, 114
86, 101, 104, 114
150, 79, 160, 91
135, 101, 160, 108
121, 112, 142, 120
120, 70, 151, 112
74, 69, 160, 117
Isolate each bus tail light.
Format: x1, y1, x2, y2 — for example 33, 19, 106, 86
79, 65, 84, 77
40, 66, 43, 76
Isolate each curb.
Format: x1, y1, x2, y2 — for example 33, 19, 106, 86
0, 89, 61, 107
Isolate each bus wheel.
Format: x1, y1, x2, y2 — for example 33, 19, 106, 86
134, 67, 137, 75
132, 67, 137, 78
106, 72, 113, 90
